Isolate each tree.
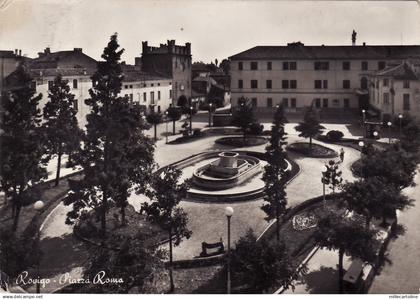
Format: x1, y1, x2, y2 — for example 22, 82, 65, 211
219, 59, 230, 75
141, 166, 192, 293
146, 111, 162, 141
64, 34, 155, 235
0, 63, 47, 231
359, 145, 417, 190
166, 106, 181, 135
315, 213, 379, 294
83, 233, 165, 293
261, 105, 289, 244
400, 118, 420, 154
232, 97, 256, 145
322, 160, 343, 194
294, 106, 325, 152
230, 230, 297, 293
42, 74, 81, 186
341, 177, 413, 228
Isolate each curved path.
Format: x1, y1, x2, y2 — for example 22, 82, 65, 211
37, 122, 360, 289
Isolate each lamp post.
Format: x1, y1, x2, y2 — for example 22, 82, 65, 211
321, 171, 327, 209
165, 111, 169, 144
358, 141, 365, 180
398, 114, 403, 137
362, 109, 366, 137
33, 200, 45, 294
387, 121, 392, 144
225, 206, 234, 294
373, 131, 378, 140
189, 106, 193, 135
208, 103, 213, 127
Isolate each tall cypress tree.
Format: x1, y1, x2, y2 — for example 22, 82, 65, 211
0, 63, 47, 231
42, 74, 81, 186
64, 34, 154, 235
261, 105, 288, 243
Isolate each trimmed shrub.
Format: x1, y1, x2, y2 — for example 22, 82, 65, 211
248, 122, 264, 135
326, 130, 344, 142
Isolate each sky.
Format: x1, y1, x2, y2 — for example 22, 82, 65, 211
0, 0, 420, 64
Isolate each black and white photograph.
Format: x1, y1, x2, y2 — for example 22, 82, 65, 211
1, 0, 420, 297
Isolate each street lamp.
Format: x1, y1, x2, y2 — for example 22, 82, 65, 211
33, 200, 45, 294
225, 206, 234, 294
387, 121, 392, 144
398, 114, 403, 137
208, 103, 213, 127
321, 171, 327, 209
358, 141, 365, 180
373, 131, 378, 139
189, 106, 193, 135
362, 110, 366, 137
165, 111, 169, 144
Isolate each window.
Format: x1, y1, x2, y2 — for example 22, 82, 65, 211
323, 80, 328, 89
378, 61, 386, 70
344, 98, 350, 108
291, 98, 296, 108
267, 62, 272, 70
322, 98, 328, 108
151, 84, 154, 87
238, 62, 243, 70
143, 92, 147, 102
342, 61, 350, 70
73, 99, 78, 111
315, 98, 321, 108
290, 80, 297, 89
403, 94, 410, 110
361, 61, 368, 71
158, 83, 160, 86
129, 94, 133, 103
48, 80, 53, 90
343, 80, 350, 89
383, 79, 389, 87
266, 80, 272, 89
251, 98, 257, 107
150, 91, 155, 104
251, 62, 258, 70
283, 61, 297, 70
282, 80, 289, 89
403, 80, 410, 88
314, 61, 329, 70
267, 98, 273, 107
283, 98, 289, 108
169, 90, 172, 99
383, 93, 390, 105
73, 79, 78, 89
238, 79, 243, 88
361, 77, 368, 89
251, 80, 258, 89
314, 80, 322, 89
158, 91, 161, 100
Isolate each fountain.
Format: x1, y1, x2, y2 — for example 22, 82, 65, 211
192, 152, 262, 190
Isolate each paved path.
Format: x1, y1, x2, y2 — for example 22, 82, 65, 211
369, 170, 420, 294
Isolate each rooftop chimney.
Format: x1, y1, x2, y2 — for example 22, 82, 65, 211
74, 48, 83, 53
44, 47, 51, 54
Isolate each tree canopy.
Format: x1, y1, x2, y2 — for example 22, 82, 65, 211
294, 107, 325, 151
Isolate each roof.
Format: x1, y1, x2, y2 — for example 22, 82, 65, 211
30, 48, 97, 69
229, 44, 420, 60
121, 64, 171, 82
29, 67, 95, 78
0, 50, 16, 58
375, 63, 419, 80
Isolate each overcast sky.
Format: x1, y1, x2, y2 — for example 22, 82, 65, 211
1, 0, 420, 64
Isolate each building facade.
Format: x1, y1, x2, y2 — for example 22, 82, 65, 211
369, 62, 420, 119
137, 40, 192, 105
229, 42, 420, 114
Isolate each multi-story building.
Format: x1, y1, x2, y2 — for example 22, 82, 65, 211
369, 61, 420, 119
136, 40, 192, 105
229, 42, 420, 114
29, 47, 97, 128
121, 64, 173, 113
1, 49, 26, 91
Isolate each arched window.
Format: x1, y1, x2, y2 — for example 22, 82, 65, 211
361, 77, 368, 89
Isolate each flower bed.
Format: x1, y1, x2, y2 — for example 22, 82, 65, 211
287, 142, 337, 158
215, 136, 267, 147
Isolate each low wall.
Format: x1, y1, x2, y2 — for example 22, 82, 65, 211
213, 114, 233, 127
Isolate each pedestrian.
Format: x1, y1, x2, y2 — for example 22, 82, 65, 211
339, 148, 345, 163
